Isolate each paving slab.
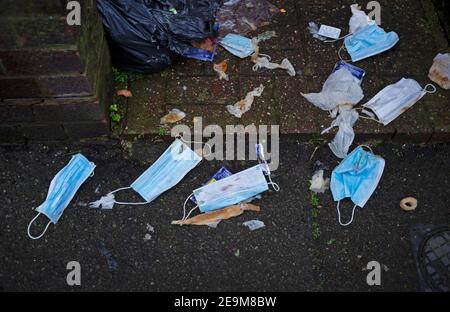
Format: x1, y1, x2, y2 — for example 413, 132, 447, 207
120, 0, 450, 142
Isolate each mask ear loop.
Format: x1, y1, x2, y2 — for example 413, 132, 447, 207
27, 212, 52, 240
324, 33, 351, 43
177, 135, 212, 158
182, 193, 198, 221
336, 201, 358, 226
338, 44, 352, 63
424, 84, 437, 94
358, 145, 374, 154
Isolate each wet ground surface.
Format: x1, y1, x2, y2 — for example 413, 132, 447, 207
1, 137, 449, 291
116, 0, 450, 141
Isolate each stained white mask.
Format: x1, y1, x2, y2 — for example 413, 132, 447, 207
362, 79, 436, 125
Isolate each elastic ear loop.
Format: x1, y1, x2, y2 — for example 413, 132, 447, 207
324, 33, 351, 43
182, 193, 198, 221
338, 44, 352, 62
27, 212, 52, 240
424, 84, 437, 94
177, 135, 212, 158
336, 201, 358, 226
104, 186, 151, 206
266, 173, 280, 192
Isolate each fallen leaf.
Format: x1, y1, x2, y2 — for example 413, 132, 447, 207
116, 89, 132, 97
160, 108, 186, 124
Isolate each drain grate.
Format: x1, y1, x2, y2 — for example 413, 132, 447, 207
411, 225, 450, 292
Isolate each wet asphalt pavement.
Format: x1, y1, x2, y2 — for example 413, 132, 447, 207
0, 137, 449, 291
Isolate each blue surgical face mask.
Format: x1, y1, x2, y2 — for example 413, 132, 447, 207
330, 146, 385, 226
220, 34, 255, 58
193, 165, 270, 213
27, 154, 96, 239
89, 139, 202, 209
344, 24, 399, 62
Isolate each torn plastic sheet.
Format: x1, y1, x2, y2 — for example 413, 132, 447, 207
90, 193, 115, 209
322, 105, 359, 159
310, 170, 330, 194
216, 0, 279, 36
302, 67, 364, 113
428, 53, 450, 90
349, 4, 374, 34
243, 220, 265, 231
227, 84, 264, 118
213, 60, 229, 81
172, 203, 260, 226
252, 56, 296, 76
308, 22, 328, 41
160, 108, 186, 124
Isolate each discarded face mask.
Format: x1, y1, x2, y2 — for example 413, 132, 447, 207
322, 104, 359, 159
331, 146, 385, 226
227, 84, 264, 118
160, 108, 186, 124
171, 203, 260, 226
191, 166, 233, 204
302, 67, 364, 112
252, 56, 296, 76
89, 139, 202, 209
27, 154, 96, 239
428, 53, 450, 90
361, 79, 436, 125
220, 34, 255, 58
343, 24, 399, 62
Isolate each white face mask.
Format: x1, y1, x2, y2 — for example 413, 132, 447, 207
362, 79, 436, 125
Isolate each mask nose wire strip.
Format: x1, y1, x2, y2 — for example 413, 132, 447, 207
27, 212, 52, 240
177, 136, 212, 157
336, 201, 358, 226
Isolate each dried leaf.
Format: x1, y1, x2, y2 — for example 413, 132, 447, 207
116, 89, 132, 97
160, 108, 186, 124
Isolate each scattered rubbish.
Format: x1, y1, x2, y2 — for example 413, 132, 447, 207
146, 223, 155, 232
213, 60, 229, 81
216, 0, 278, 36
77, 201, 88, 207
94, 185, 101, 194
331, 146, 385, 226
206, 220, 221, 228
317, 25, 342, 40
27, 154, 96, 240
322, 104, 359, 159
98, 242, 119, 271
144, 233, 152, 241
428, 53, 450, 89
256, 30, 277, 43
220, 34, 255, 58
344, 24, 399, 62
90, 139, 202, 209
279, 8, 286, 14
252, 56, 296, 76
400, 197, 418, 211
116, 89, 132, 97
224, 0, 240, 6
96, 0, 221, 72
191, 164, 277, 213
143, 223, 154, 241
191, 166, 233, 204
234, 249, 240, 257
160, 108, 186, 124
349, 4, 373, 34
227, 84, 264, 118
302, 67, 364, 113
361, 79, 436, 125
310, 169, 330, 194
308, 22, 327, 41
172, 203, 260, 226
191, 38, 216, 52
332, 61, 365, 82
243, 220, 265, 231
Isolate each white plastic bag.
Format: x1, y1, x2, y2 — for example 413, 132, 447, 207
301, 67, 364, 112
252, 57, 295, 76
227, 84, 264, 118
349, 4, 373, 34
322, 105, 359, 159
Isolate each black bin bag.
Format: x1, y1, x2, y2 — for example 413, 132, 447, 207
97, 0, 222, 73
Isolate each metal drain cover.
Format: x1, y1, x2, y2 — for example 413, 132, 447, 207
411, 225, 450, 292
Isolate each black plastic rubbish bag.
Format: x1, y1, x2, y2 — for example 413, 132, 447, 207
97, 0, 222, 73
